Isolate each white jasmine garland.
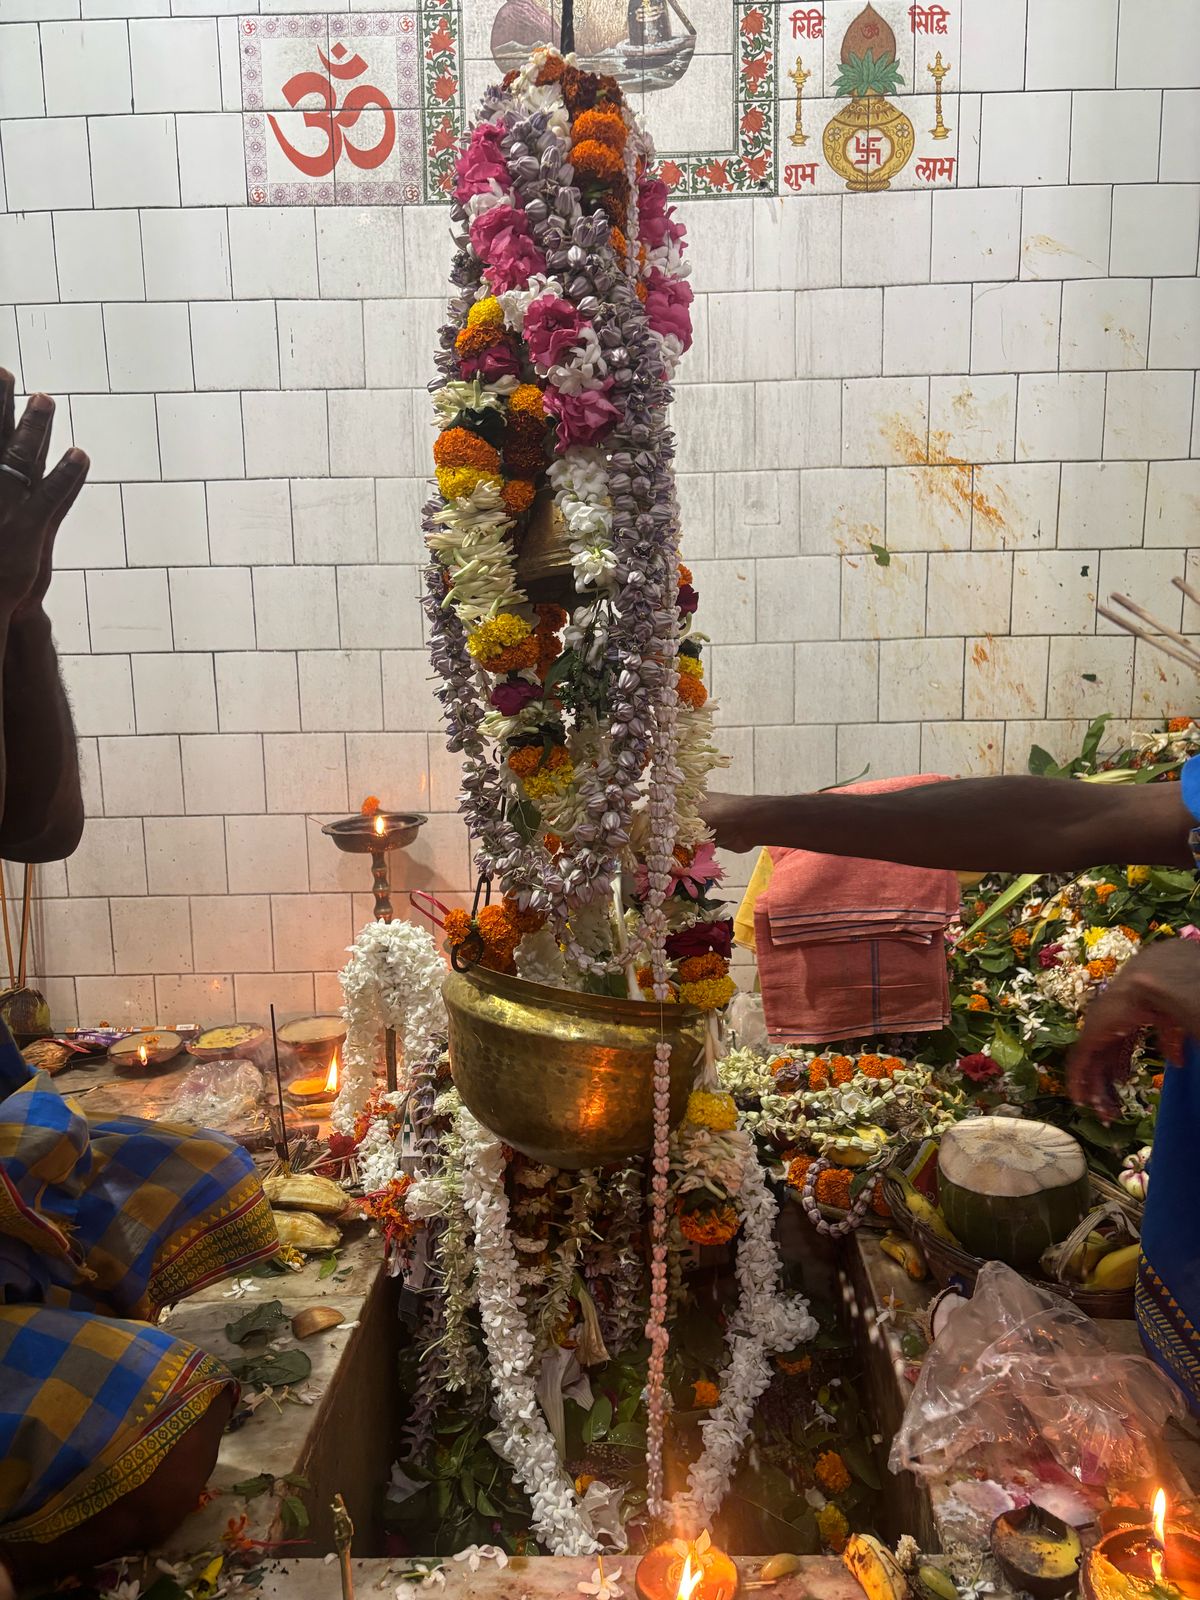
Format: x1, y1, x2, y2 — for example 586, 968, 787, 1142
460, 1110, 603, 1556
333, 920, 448, 1131
672, 1138, 818, 1528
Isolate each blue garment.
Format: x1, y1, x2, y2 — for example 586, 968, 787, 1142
1136, 753, 1200, 1410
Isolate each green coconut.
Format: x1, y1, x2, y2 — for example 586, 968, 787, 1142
937, 1117, 1089, 1271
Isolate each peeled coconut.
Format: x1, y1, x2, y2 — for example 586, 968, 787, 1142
937, 1117, 1089, 1271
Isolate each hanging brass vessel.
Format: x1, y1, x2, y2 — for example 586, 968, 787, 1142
444, 964, 706, 1169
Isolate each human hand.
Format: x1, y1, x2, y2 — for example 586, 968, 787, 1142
0, 370, 90, 622
1067, 941, 1200, 1121
699, 792, 756, 853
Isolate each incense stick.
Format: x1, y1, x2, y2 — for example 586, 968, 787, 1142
1174, 575, 1200, 610
16, 864, 33, 990
1109, 591, 1200, 665
269, 1003, 291, 1168
0, 864, 14, 989
1097, 606, 1200, 673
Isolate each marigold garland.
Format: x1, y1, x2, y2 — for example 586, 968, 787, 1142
815, 1450, 852, 1497
679, 1203, 740, 1246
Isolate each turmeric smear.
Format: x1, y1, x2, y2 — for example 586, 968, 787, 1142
881, 416, 1007, 536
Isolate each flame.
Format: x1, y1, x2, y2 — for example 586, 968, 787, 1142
374, 813, 386, 836
676, 1552, 703, 1600
1153, 1490, 1168, 1586
324, 1050, 340, 1094
137, 1043, 148, 1066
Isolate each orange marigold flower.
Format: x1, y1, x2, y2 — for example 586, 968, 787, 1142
679, 952, 726, 983
454, 324, 495, 357
1120, 924, 1139, 942
677, 671, 708, 709
478, 901, 519, 956
858, 1052, 886, 1080
1011, 926, 1031, 949
679, 1204, 740, 1246
872, 1187, 892, 1220
535, 603, 568, 633
776, 1353, 812, 1376
360, 794, 380, 815
785, 1154, 814, 1191
968, 994, 991, 1012
1153, 1072, 1165, 1090
509, 383, 546, 418
830, 1054, 855, 1086
815, 1167, 853, 1210
536, 56, 565, 83
503, 893, 546, 937
807, 1057, 830, 1090
543, 832, 561, 854
573, 105, 628, 150
486, 636, 541, 673
768, 1055, 792, 1074
1094, 883, 1117, 902
882, 1055, 904, 1077
692, 1379, 719, 1408
1169, 716, 1194, 732
507, 745, 542, 777
815, 1450, 852, 1497
678, 562, 693, 585
572, 139, 623, 181
635, 279, 648, 302
609, 226, 628, 258
1088, 956, 1118, 980
502, 478, 536, 515
444, 908, 473, 945
433, 425, 501, 472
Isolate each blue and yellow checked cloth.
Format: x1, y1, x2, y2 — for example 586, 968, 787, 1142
0, 1031, 277, 1544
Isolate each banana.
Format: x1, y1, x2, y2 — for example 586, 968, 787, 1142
844, 1535, 910, 1600
880, 1231, 929, 1282
893, 1175, 961, 1247
1083, 1240, 1139, 1292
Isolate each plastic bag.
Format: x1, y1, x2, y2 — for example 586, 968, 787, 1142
167, 1059, 266, 1133
891, 1261, 1184, 1487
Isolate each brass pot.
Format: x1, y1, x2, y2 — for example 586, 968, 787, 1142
822, 94, 915, 191
444, 965, 706, 1169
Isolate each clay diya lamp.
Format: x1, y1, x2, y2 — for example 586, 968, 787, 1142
1081, 1493, 1200, 1600
636, 1534, 739, 1600
286, 1049, 341, 1114
991, 1506, 1083, 1598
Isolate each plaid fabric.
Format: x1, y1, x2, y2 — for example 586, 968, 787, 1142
0, 1305, 232, 1544
0, 1040, 278, 1541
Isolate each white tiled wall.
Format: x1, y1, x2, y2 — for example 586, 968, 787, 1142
2, 0, 1198, 1026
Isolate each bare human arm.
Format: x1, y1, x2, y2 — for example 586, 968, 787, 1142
0, 371, 89, 863
701, 774, 1195, 873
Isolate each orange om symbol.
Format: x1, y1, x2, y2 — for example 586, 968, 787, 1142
269, 41, 395, 176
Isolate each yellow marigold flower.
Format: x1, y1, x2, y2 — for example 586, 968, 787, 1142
467, 612, 533, 663
467, 295, 504, 331
678, 654, 704, 679
1156, 923, 1177, 937
817, 1504, 849, 1554
967, 994, 991, 1012
686, 1089, 738, 1132
436, 464, 498, 502
692, 1379, 719, 1408
1127, 865, 1151, 887
678, 974, 737, 1012
523, 760, 575, 799
815, 1450, 852, 1497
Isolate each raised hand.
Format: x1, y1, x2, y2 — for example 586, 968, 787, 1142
1068, 941, 1200, 1121
0, 370, 90, 621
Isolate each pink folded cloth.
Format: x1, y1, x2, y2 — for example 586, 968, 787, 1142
755, 773, 959, 1043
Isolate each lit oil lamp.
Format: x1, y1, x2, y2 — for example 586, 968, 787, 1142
287, 1049, 341, 1111
635, 1532, 739, 1600
1081, 1490, 1200, 1600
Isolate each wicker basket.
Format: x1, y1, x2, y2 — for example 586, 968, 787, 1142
882, 1143, 1140, 1319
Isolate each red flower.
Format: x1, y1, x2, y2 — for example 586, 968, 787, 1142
740, 8, 765, 34
742, 56, 770, 91
665, 919, 734, 963
677, 583, 699, 615
433, 71, 457, 103
697, 159, 730, 190
958, 1052, 1002, 1084
741, 106, 765, 135
427, 17, 454, 53
744, 154, 769, 181
1038, 941, 1064, 969
659, 159, 684, 189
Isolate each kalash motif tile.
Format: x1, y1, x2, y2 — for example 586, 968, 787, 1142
239, 0, 965, 202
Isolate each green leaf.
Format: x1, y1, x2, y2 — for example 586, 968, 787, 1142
282, 1474, 311, 1490
475, 1488, 499, 1516
231, 1474, 275, 1500
318, 1252, 340, 1280
508, 798, 541, 844
542, 648, 578, 693
988, 1022, 1025, 1072
841, 1438, 882, 1490
225, 1300, 286, 1346
280, 1495, 310, 1536
1080, 713, 1111, 768
1081, 673, 1098, 683
1027, 743, 1058, 776
226, 1347, 313, 1391
605, 1421, 647, 1449
868, 542, 891, 566
582, 1395, 613, 1443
